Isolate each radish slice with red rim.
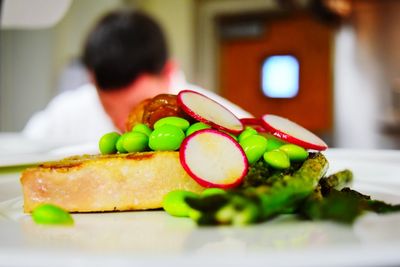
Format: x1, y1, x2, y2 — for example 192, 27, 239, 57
180, 129, 248, 189
261, 114, 328, 151
240, 118, 267, 133
177, 90, 244, 134
240, 118, 263, 126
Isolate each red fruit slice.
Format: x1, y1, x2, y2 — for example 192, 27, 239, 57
177, 90, 244, 134
180, 129, 248, 189
261, 114, 328, 151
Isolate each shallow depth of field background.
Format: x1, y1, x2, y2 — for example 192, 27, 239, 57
1, 0, 400, 149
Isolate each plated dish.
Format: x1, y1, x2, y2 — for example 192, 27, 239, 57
18, 90, 399, 227
1, 149, 400, 267
2, 90, 400, 266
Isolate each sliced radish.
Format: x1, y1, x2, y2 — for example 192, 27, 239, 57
240, 117, 262, 126
177, 90, 244, 134
261, 114, 328, 151
240, 118, 267, 133
180, 129, 248, 189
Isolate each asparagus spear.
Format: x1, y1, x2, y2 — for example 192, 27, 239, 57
340, 188, 400, 214
184, 153, 400, 226
319, 169, 353, 195
257, 153, 328, 219
186, 153, 329, 225
298, 185, 400, 224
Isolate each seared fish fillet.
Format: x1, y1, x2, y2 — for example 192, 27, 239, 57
20, 151, 205, 213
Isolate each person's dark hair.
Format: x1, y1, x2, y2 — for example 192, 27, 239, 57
82, 10, 168, 90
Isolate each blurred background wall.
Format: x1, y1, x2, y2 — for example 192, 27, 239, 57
1, 0, 399, 149
0, 0, 122, 131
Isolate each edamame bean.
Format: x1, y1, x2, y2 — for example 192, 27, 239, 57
122, 132, 148, 152
238, 127, 258, 143
149, 124, 185, 151
32, 204, 74, 225
263, 149, 290, 169
116, 134, 128, 153
186, 122, 211, 136
240, 135, 268, 164
163, 190, 199, 217
154, 116, 190, 131
99, 132, 120, 154
201, 188, 226, 197
279, 144, 309, 162
132, 123, 152, 137
265, 137, 285, 151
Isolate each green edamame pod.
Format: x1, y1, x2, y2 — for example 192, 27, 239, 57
99, 132, 120, 154
186, 122, 211, 136
116, 134, 128, 153
279, 144, 309, 162
132, 123, 152, 137
263, 149, 290, 169
32, 204, 73, 225
238, 127, 258, 143
265, 137, 285, 151
154, 116, 190, 131
201, 188, 226, 197
240, 135, 268, 164
122, 132, 148, 152
163, 190, 199, 217
149, 124, 185, 151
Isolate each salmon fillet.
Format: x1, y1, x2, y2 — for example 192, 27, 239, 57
20, 151, 205, 213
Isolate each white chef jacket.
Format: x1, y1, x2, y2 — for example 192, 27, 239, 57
23, 80, 251, 147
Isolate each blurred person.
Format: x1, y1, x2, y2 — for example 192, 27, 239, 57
23, 10, 251, 146
57, 58, 89, 94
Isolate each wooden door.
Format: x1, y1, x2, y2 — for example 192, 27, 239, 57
219, 13, 334, 133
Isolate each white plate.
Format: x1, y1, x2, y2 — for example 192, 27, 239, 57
0, 148, 400, 267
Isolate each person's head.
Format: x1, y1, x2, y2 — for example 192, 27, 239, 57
82, 9, 169, 90
82, 9, 176, 131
